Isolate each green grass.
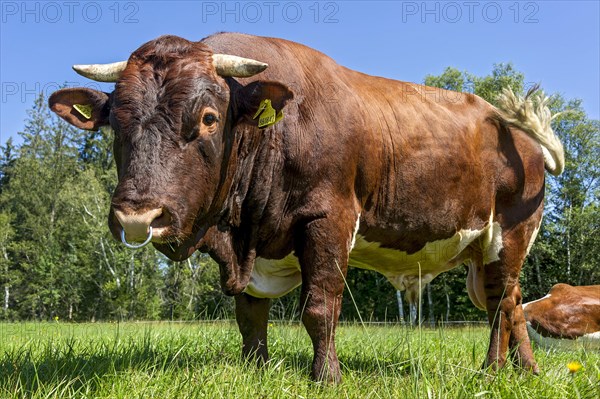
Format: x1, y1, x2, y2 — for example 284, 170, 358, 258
1, 322, 598, 398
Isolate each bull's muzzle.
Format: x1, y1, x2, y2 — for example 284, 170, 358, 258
114, 208, 164, 250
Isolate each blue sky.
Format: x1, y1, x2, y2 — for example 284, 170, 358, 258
1, 1, 599, 146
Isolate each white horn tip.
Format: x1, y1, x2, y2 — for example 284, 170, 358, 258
213, 54, 269, 77
72, 64, 94, 76
244, 62, 268, 76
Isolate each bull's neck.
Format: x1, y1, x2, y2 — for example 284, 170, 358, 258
213, 124, 278, 232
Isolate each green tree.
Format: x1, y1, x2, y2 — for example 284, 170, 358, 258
0, 211, 17, 319
0, 94, 83, 319
0, 94, 167, 320
162, 253, 232, 320
0, 138, 16, 193
423, 67, 465, 92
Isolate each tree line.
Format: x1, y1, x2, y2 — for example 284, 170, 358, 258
0, 64, 598, 322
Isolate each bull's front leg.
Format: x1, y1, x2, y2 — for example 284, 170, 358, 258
297, 213, 356, 384
235, 293, 271, 364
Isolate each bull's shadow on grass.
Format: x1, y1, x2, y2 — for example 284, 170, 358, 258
0, 324, 244, 395
1, 339, 408, 395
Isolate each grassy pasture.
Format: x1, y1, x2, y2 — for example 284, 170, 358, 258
0, 321, 598, 398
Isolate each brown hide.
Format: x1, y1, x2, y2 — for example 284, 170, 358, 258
200, 33, 545, 257
524, 284, 600, 339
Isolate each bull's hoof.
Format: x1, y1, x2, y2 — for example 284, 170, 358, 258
530, 364, 540, 375
508, 349, 540, 375
311, 364, 342, 384
514, 359, 540, 375
482, 358, 540, 375
241, 347, 269, 367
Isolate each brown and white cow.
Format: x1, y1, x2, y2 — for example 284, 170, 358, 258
524, 284, 600, 350
48, 33, 565, 382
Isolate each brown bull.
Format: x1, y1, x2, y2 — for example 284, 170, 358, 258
524, 284, 600, 350
49, 33, 565, 382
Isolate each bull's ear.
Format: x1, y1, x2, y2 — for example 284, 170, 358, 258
236, 81, 293, 127
48, 88, 110, 131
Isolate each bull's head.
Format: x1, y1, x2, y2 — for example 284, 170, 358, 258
49, 35, 293, 261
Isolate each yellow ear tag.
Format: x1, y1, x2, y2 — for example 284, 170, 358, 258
73, 104, 93, 120
253, 99, 283, 128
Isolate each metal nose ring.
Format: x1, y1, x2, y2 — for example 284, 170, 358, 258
120, 227, 153, 249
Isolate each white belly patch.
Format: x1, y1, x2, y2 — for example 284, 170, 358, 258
244, 217, 503, 299
350, 228, 482, 292
244, 254, 302, 298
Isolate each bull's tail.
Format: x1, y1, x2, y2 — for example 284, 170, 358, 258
496, 86, 565, 176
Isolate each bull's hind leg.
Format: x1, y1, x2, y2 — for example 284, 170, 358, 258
235, 293, 271, 364
509, 294, 539, 373
482, 219, 540, 373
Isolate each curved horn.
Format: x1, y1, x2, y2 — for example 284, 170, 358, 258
72, 61, 128, 82
212, 54, 268, 77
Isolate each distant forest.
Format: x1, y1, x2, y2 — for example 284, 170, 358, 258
1, 63, 598, 322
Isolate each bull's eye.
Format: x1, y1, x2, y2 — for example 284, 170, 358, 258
197, 107, 220, 136
202, 113, 217, 126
